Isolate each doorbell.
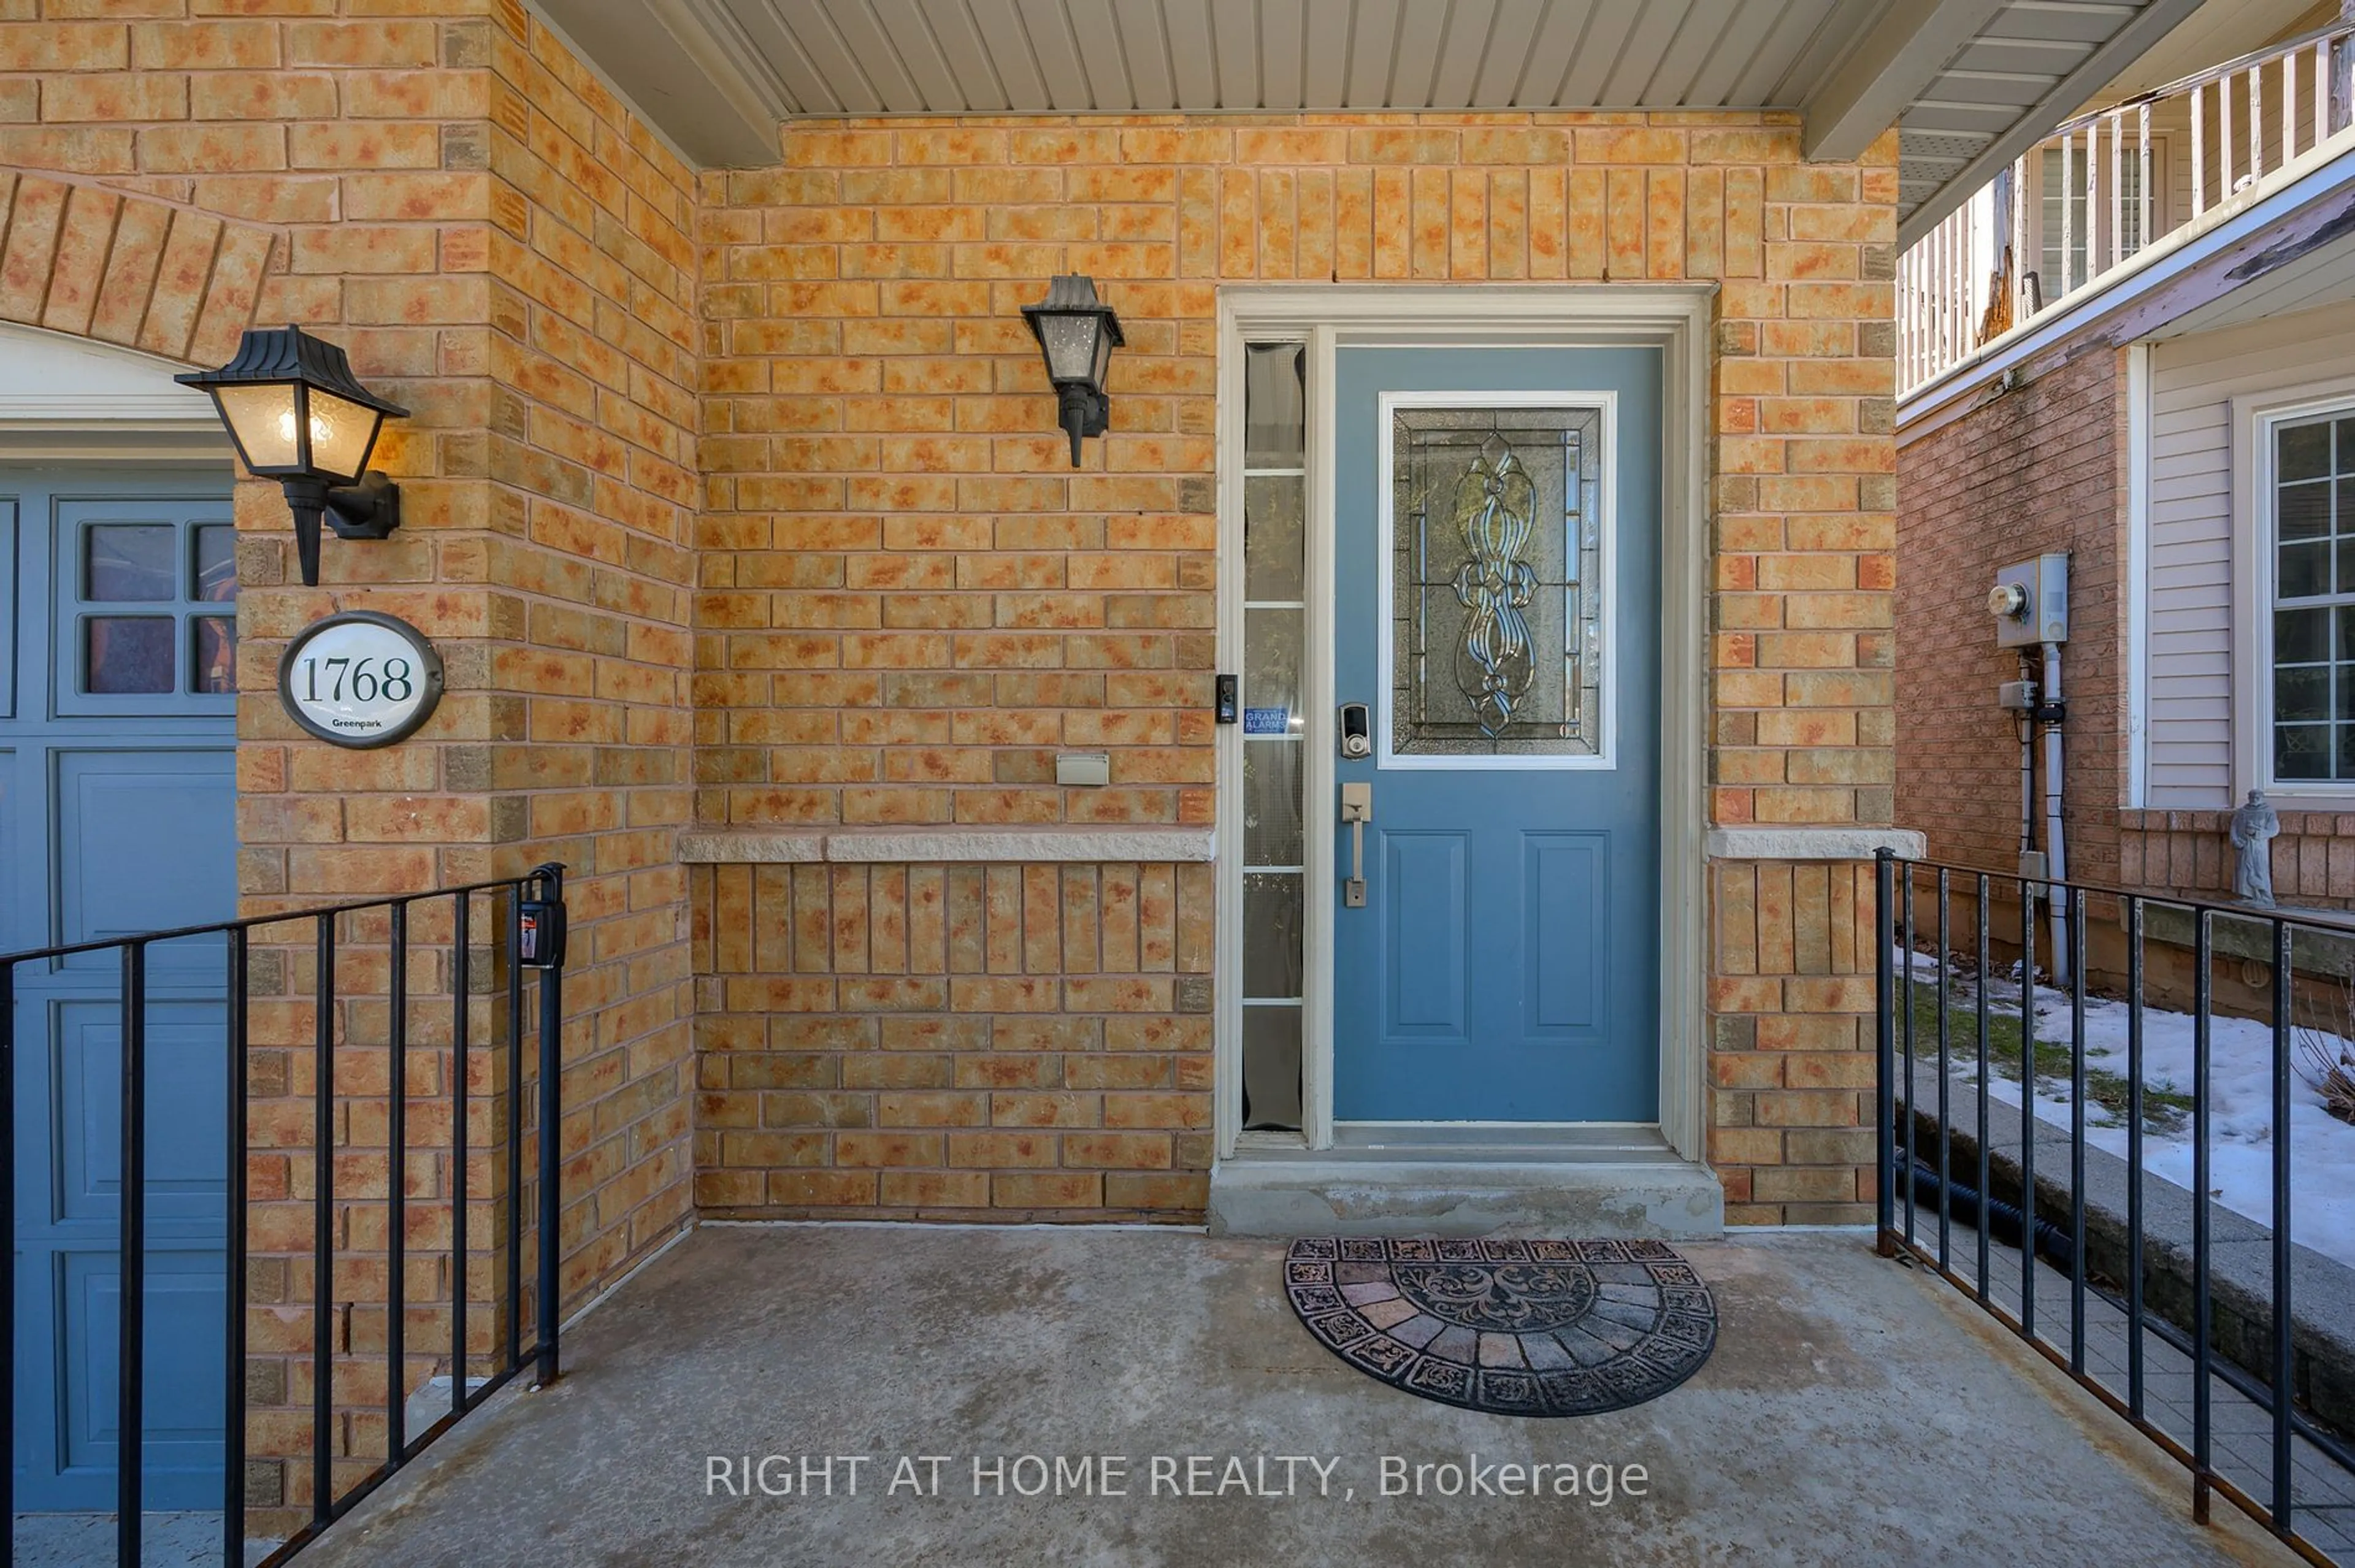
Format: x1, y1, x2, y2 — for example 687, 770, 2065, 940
1339, 702, 1371, 759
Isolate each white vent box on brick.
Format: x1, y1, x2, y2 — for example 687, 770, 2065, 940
1989, 553, 2069, 648
1055, 752, 1111, 787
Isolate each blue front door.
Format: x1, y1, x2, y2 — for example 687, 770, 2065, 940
6, 470, 237, 1510
1331, 347, 1661, 1123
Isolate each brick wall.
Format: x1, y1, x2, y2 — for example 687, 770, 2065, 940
1708, 859, 1880, 1222
1894, 345, 2127, 882
0, 0, 696, 1529
691, 860, 1214, 1218
475, 2, 698, 1299
691, 112, 1900, 1224
2120, 809, 2355, 907
697, 117, 1901, 833
9, 36, 1907, 1402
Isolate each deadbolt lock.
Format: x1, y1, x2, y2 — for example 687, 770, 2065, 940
1339, 702, 1371, 759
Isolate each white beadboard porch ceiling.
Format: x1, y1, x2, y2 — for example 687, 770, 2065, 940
540, 0, 2229, 238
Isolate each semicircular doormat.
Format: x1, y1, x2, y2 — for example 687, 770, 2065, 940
1284, 1237, 1718, 1417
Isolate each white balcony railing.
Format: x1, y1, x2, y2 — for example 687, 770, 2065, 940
1897, 21, 2355, 399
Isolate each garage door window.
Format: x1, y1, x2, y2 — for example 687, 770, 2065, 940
61, 505, 236, 713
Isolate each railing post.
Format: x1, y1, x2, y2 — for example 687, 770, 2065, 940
386, 901, 408, 1468
1875, 849, 1896, 1256
2127, 895, 2146, 1421
1, 960, 13, 1561
2059, 129, 2074, 297
2272, 917, 2294, 1535
2069, 887, 2089, 1375
505, 892, 523, 1370
451, 891, 470, 1423
1901, 868, 1918, 1245
1935, 869, 1952, 1271
2333, 26, 2353, 134
118, 941, 147, 1568
313, 914, 334, 1527
531, 864, 566, 1390
224, 927, 248, 1568
1975, 874, 1992, 1303
2019, 876, 2037, 1334
2192, 909, 2213, 1523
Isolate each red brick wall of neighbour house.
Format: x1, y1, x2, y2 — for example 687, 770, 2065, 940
691, 113, 1901, 1226
1894, 345, 2129, 885
0, 0, 695, 1531
2118, 809, 2355, 907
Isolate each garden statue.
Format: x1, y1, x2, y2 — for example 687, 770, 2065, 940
2231, 789, 2280, 906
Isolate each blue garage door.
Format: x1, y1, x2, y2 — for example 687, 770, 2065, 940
4, 470, 237, 1511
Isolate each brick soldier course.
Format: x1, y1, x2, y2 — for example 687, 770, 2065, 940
3, 0, 1901, 1528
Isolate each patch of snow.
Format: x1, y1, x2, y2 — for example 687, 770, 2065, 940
1894, 947, 2355, 1271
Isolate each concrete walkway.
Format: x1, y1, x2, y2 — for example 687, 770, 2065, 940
296, 1226, 2298, 1568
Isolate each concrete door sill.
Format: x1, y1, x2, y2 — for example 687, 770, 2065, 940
1208, 1136, 1724, 1239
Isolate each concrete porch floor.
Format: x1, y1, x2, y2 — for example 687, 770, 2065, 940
297, 1226, 2299, 1568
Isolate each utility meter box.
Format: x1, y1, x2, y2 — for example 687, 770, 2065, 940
1989, 553, 2069, 648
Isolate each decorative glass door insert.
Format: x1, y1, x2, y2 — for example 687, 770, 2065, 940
1380, 398, 1607, 766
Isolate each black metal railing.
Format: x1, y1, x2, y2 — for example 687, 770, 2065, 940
1875, 850, 2355, 1565
1, 862, 568, 1568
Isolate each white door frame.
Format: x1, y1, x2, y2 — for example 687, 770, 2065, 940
1212, 284, 1713, 1162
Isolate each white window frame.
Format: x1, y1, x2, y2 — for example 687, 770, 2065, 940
2232, 379, 2355, 805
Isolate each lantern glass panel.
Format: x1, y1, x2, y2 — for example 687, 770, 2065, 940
212, 382, 304, 472
1037, 313, 1101, 383
305, 387, 384, 483
1090, 323, 1114, 387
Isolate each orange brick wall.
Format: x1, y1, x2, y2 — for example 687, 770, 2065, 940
475, 4, 698, 1302
1895, 346, 2129, 882
690, 112, 1900, 1223
9, 22, 1905, 1348
1708, 859, 1880, 1223
0, 0, 695, 1530
691, 861, 1214, 1218
697, 115, 1900, 833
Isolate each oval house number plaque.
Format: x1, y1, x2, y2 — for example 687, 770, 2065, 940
278, 610, 444, 749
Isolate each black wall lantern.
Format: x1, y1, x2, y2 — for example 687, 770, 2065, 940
1022, 274, 1124, 467
177, 324, 408, 587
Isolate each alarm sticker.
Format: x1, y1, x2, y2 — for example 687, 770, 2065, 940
1242, 706, 1290, 735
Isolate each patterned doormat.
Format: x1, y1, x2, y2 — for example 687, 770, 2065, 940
1283, 1237, 1718, 1417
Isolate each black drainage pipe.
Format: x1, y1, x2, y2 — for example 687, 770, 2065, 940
1891, 1158, 2074, 1269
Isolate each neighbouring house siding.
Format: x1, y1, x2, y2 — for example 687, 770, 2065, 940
1896, 345, 2127, 882
2146, 321, 2235, 807
2115, 299, 2355, 906
2145, 299, 2355, 808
